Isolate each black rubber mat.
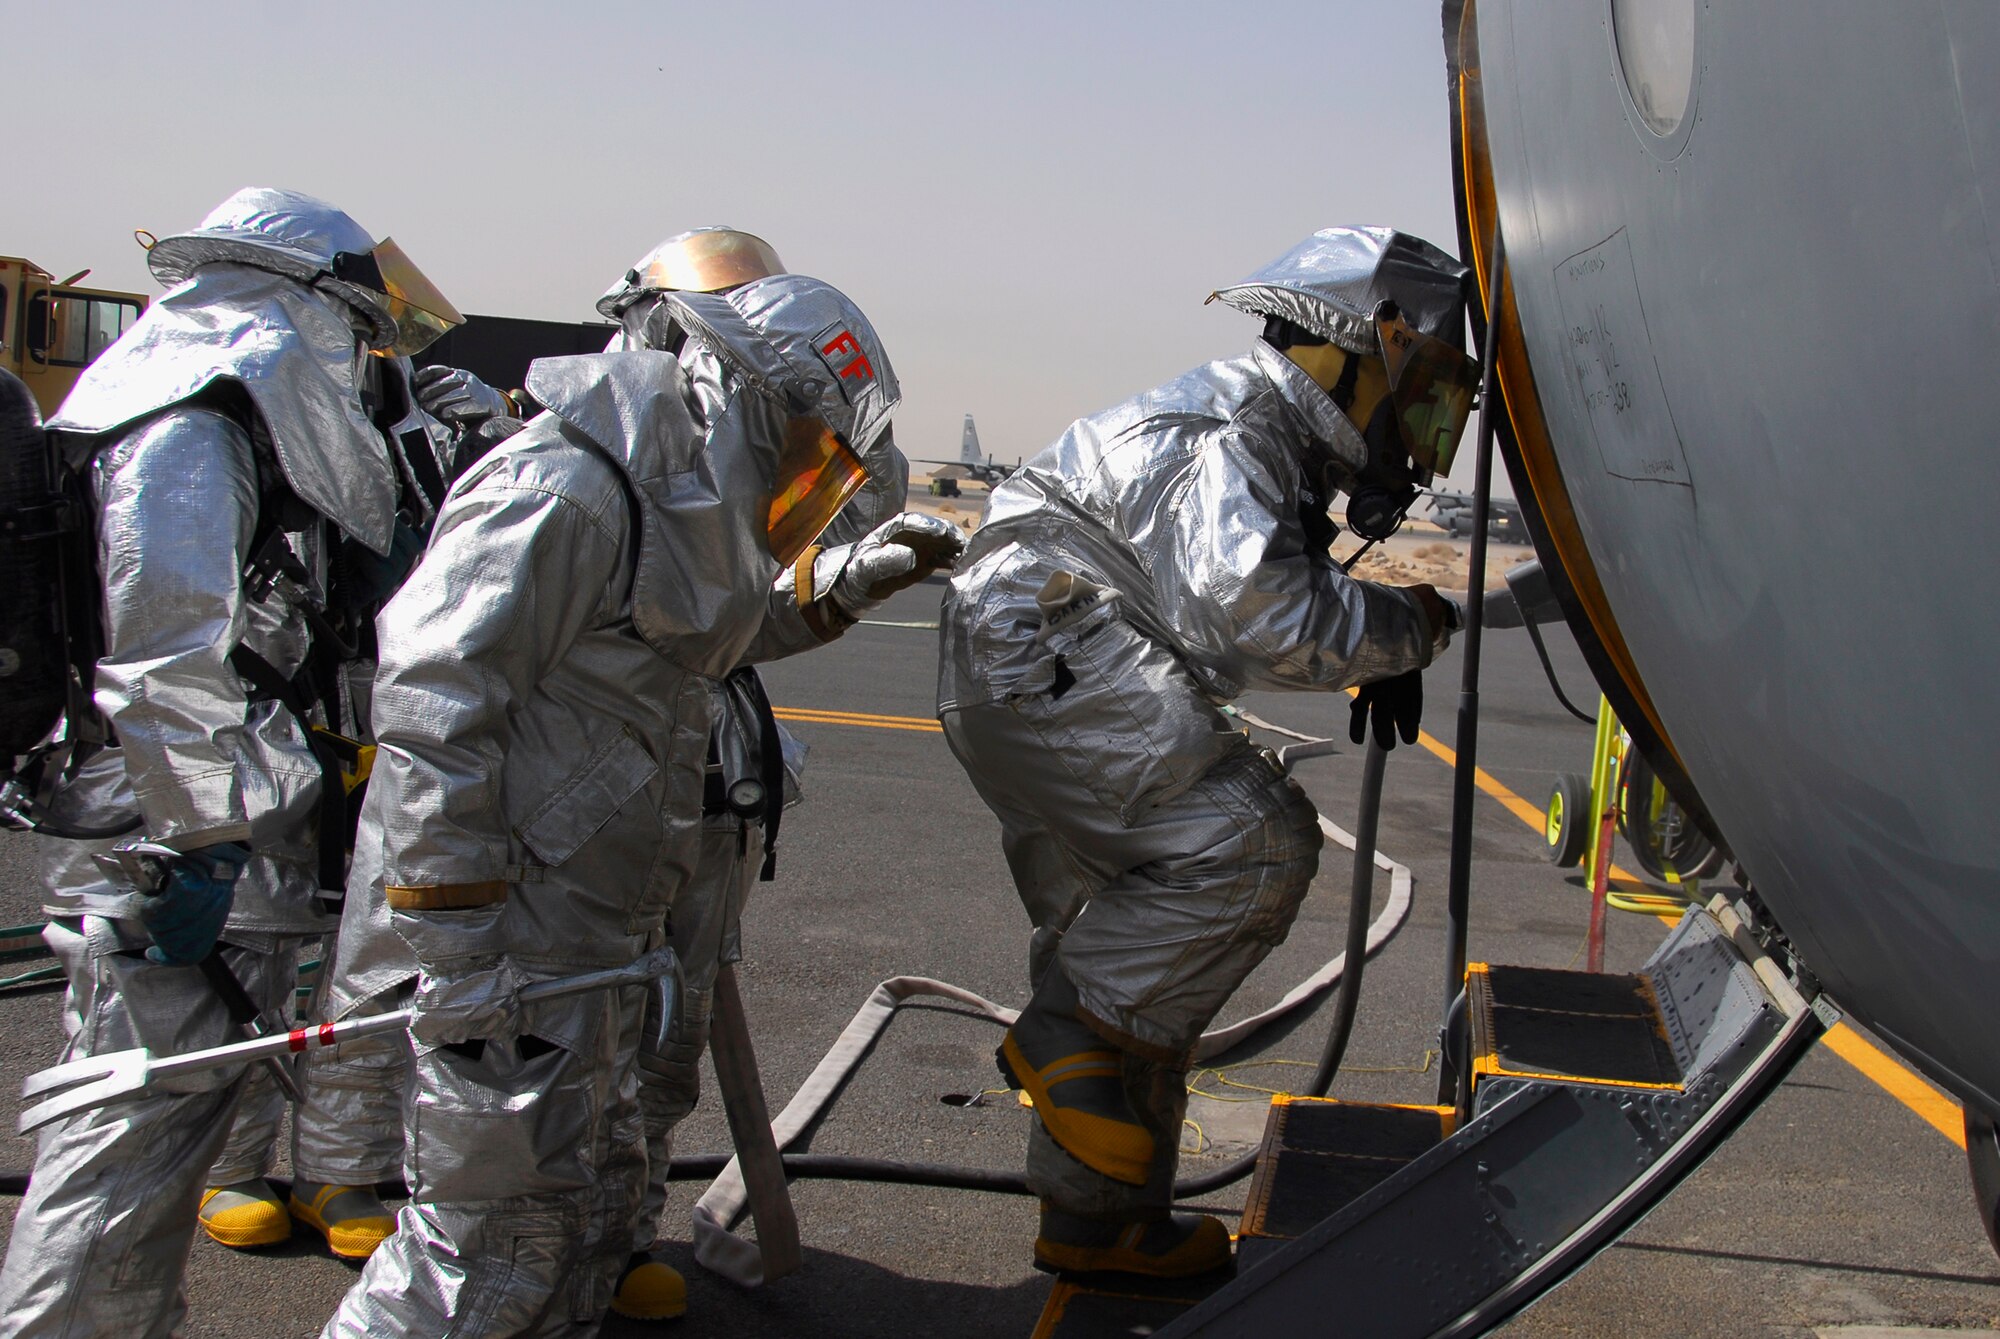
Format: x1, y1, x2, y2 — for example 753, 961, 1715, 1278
1034, 1272, 1231, 1339
1241, 1101, 1448, 1242
1039, 1289, 1197, 1338
1483, 964, 1659, 1016
1477, 965, 1682, 1087
1276, 1101, 1446, 1160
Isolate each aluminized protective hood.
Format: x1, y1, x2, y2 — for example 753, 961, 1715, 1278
146, 186, 397, 350
525, 351, 782, 677
659, 272, 900, 459
48, 263, 400, 555
1210, 226, 1470, 356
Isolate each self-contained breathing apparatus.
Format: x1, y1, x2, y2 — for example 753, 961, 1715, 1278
0, 361, 448, 891
0, 367, 130, 840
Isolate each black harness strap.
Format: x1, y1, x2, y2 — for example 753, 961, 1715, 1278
227, 643, 353, 893
725, 667, 787, 881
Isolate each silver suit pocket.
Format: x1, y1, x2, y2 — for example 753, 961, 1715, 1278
514, 728, 661, 868
1016, 617, 1242, 826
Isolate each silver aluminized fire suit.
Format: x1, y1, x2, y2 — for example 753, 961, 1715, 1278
298, 344, 913, 1249
0, 189, 413, 1339
321, 273, 904, 1338
212, 357, 458, 1194
618, 289, 912, 1258
937, 338, 1449, 1218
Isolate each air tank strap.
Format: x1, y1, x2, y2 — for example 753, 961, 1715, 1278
226, 644, 353, 893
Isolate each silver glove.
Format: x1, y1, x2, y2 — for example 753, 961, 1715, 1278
412, 364, 513, 427
825, 512, 965, 619
410, 958, 526, 1048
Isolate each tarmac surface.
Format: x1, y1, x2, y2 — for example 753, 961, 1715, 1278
0, 545, 1993, 1336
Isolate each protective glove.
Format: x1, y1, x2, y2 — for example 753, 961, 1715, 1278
412, 365, 514, 427
1350, 671, 1424, 751
410, 958, 526, 1048
826, 512, 966, 619
138, 842, 250, 966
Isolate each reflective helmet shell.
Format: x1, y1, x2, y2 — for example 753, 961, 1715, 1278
1209, 226, 1470, 356
146, 187, 397, 346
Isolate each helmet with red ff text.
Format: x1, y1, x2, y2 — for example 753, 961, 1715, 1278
659, 273, 900, 565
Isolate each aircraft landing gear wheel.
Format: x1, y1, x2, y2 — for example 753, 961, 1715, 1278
1964, 1108, 2000, 1260
1544, 773, 1591, 867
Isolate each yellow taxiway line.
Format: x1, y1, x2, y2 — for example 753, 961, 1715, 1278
778, 695, 1966, 1148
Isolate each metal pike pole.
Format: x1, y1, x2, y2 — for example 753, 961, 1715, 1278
1437, 236, 1505, 1105
20, 948, 677, 1134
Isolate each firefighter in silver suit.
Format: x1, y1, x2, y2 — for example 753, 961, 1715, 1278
202, 353, 460, 1262
936, 227, 1479, 1278
350, 229, 935, 1321
0, 187, 461, 1339
597, 230, 925, 1320
319, 272, 956, 1338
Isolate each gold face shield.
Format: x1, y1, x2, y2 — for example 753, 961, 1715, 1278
632, 229, 785, 297
331, 238, 464, 358
1375, 306, 1479, 481
767, 416, 868, 567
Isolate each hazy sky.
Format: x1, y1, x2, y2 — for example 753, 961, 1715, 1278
9, 1, 1496, 491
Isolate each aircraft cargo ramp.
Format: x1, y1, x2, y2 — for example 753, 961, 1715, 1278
1032, 896, 1826, 1337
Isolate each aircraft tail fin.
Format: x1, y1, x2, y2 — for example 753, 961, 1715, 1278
961, 414, 983, 465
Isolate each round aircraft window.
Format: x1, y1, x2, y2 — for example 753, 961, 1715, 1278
1610, 0, 1697, 137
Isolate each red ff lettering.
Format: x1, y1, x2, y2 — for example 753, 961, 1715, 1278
821, 330, 874, 382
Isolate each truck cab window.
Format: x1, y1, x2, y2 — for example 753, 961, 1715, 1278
27, 293, 139, 366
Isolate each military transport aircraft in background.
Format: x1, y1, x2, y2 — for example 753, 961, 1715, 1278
1421, 487, 1524, 540
921, 414, 1017, 496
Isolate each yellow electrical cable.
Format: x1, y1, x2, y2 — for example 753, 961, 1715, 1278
1185, 1053, 1438, 1105
1564, 928, 1590, 970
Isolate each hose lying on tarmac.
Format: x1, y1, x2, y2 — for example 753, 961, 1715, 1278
689, 733, 1410, 1282
0, 721, 1414, 1291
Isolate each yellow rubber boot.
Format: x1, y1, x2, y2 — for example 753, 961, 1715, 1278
997, 970, 1154, 1186
611, 1251, 688, 1321
197, 1179, 291, 1249
1033, 1205, 1232, 1278
288, 1181, 396, 1260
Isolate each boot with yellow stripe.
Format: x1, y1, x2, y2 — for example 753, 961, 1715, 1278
288, 1181, 396, 1260
197, 1178, 291, 1249
611, 1250, 688, 1321
1033, 1204, 1231, 1278
997, 968, 1155, 1187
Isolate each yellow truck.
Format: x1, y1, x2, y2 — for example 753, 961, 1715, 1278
0, 256, 147, 419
